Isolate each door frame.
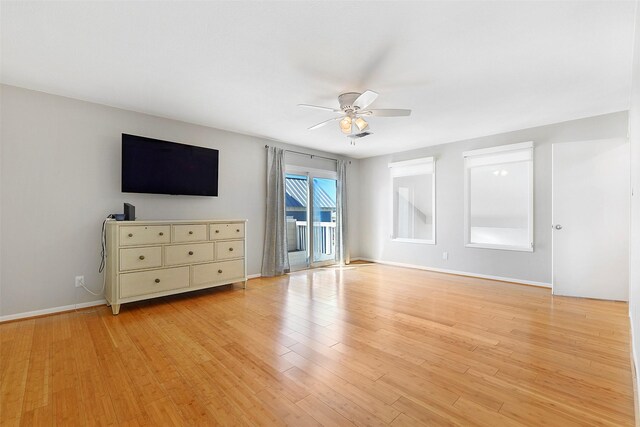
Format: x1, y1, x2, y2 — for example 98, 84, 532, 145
550, 138, 630, 299
285, 166, 338, 269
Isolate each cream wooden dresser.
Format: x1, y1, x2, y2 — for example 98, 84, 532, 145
105, 219, 247, 314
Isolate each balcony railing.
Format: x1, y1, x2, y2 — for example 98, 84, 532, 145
286, 219, 335, 257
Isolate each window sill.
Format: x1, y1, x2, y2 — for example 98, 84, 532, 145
465, 243, 533, 252
392, 238, 436, 245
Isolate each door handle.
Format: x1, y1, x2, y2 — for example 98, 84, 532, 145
554, 224, 563, 230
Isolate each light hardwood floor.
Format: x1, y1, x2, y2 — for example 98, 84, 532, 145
1, 263, 635, 426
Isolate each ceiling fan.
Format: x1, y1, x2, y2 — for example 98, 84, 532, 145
298, 90, 411, 137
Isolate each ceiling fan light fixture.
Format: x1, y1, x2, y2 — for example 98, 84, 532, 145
354, 117, 369, 131
339, 116, 352, 133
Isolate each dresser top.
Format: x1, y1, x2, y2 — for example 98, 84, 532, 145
107, 219, 247, 225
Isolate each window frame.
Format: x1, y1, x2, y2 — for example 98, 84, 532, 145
388, 157, 436, 245
463, 141, 534, 252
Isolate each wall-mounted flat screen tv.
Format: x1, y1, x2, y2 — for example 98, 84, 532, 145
122, 134, 219, 196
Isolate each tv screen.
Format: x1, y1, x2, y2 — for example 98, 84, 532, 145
122, 134, 219, 196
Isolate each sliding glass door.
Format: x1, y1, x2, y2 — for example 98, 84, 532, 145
285, 168, 337, 270
285, 173, 310, 271
312, 177, 337, 266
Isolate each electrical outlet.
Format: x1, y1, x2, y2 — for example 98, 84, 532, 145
75, 276, 85, 288
442, 252, 448, 260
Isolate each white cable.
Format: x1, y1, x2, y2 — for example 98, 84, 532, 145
78, 216, 112, 296
80, 270, 106, 296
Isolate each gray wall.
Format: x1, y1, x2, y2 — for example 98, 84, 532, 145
357, 111, 629, 284
0, 82, 629, 318
0, 85, 359, 316
628, 0, 640, 400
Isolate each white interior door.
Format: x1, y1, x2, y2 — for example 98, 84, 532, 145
552, 138, 629, 301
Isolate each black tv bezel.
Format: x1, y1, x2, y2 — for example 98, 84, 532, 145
121, 133, 219, 197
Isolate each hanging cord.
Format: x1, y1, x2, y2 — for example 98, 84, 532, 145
99, 216, 110, 273
78, 216, 112, 296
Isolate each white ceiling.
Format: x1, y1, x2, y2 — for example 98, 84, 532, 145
1, 1, 636, 159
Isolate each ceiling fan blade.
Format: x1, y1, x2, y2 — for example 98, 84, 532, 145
353, 90, 379, 110
298, 104, 341, 112
308, 117, 341, 130
365, 109, 411, 117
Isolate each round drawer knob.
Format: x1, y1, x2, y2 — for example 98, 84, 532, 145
154, 278, 160, 283
188, 251, 194, 255
236, 229, 240, 232
128, 233, 133, 237
189, 231, 193, 235
139, 255, 145, 260
218, 269, 223, 274
229, 247, 234, 252
159, 232, 164, 236
215, 230, 220, 233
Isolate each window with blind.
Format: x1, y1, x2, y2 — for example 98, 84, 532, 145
388, 157, 436, 244
463, 142, 534, 251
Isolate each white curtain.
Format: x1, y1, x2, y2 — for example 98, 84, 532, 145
336, 159, 350, 265
261, 147, 290, 276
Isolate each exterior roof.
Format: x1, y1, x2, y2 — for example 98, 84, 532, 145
286, 177, 335, 209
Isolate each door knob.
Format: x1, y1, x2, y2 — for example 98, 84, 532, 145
554, 224, 563, 230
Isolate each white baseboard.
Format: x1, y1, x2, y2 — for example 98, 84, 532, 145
0, 263, 546, 322
2, 274, 264, 322
0, 299, 106, 323
357, 257, 552, 288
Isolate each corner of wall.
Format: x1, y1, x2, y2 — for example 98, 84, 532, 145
628, 0, 640, 420
0, 84, 3, 317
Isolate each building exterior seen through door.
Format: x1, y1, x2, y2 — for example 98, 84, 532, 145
285, 169, 337, 270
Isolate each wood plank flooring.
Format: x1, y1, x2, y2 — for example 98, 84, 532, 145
1, 263, 635, 426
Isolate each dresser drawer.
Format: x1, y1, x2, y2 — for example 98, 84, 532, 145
210, 223, 245, 240
192, 259, 245, 287
120, 267, 189, 298
173, 224, 207, 243
120, 225, 170, 246
119, 247, 162, 271
165, 243, 214, 266
216, 240, 244, 260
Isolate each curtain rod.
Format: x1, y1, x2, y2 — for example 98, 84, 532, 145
264, 144, 338, 163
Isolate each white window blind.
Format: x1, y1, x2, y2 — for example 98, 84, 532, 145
389, 157, 435, 177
